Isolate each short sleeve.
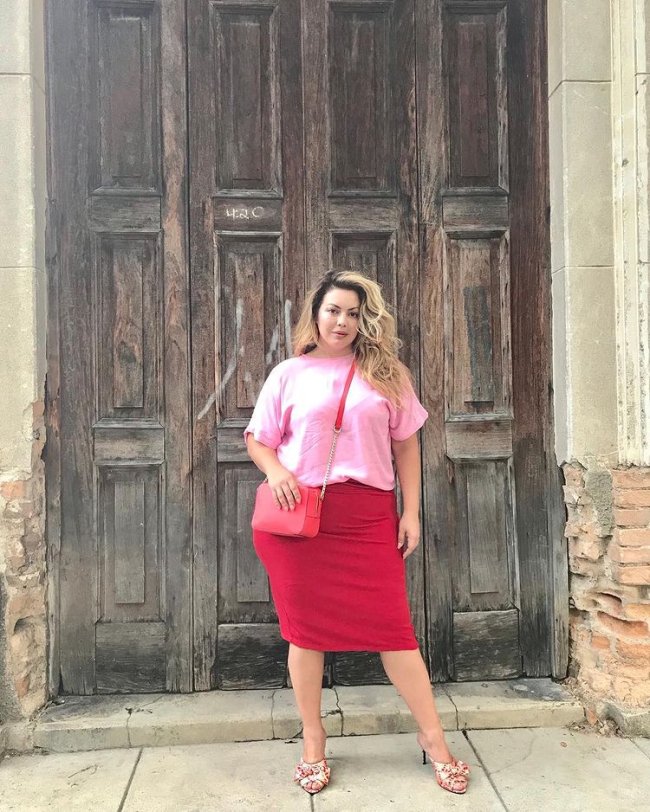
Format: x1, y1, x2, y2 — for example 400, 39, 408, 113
388, 379, 429, 441
243, 365, 284, 450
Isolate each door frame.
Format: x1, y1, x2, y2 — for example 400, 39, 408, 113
44, 0, 567, 697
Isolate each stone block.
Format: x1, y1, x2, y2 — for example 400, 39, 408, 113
569, 535, 604, 561
336, 684, 456, 736
564, 267, 617, 458
612, 468, 650, 489
126, 690, 275, 748
612, 564, 650, 586
609, 543, 650, 564
596, 612, 649, 638
272, 688, 342, 739
560, 82, 614, 268
0, 77, 46, 270
549, 94, 565, 273
0, 0, 31, 74
548, 0, 611, 92
622, 602, 650, 621
615, 639, 650, 662
442, 678, 584, 730
616, 528, 650, 546
0, 268, 45, 473
614, 489, 650, 509
613, 508, 650, 528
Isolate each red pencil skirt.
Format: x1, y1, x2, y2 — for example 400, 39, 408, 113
252, 479, 420, 651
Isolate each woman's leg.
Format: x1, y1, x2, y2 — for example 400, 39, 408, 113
287, 643, 327, 763
379, 648, 454, 763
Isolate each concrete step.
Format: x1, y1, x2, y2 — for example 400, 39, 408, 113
4, 678, 585, 755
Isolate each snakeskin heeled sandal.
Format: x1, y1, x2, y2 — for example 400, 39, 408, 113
423, 750, 470, 794
417, 733, 470, 794
293, 757, 331, 794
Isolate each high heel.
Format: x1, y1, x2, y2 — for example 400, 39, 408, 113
293, 757, 331, 794
421, 748, 470, 794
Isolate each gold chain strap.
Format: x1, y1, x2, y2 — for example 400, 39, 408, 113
319, 427, 342, 501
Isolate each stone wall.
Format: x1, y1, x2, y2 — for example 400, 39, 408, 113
0, 404, 47, 721
0, 0, 49, 723
549, 0, 650, 729
565, 464, 650, 728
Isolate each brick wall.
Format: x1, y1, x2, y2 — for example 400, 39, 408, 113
0, 400, 48, 721
565, 464, 650, 711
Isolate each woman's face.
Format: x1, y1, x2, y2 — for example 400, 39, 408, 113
315, 286, 361, 355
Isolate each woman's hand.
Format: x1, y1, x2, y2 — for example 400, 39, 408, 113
397, 511, 420, 558
266, 464, 302, 511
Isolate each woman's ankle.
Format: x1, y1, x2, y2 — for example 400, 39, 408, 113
301, 724, 327, 762
417, 729, 452, 762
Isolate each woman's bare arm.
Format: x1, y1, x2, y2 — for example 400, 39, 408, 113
246, 435, 301, 510
391, 432, 422, 558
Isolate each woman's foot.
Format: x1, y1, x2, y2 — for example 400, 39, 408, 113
294, 725, 329, 794
416, 730, 470, 794
293, 757, 331, 794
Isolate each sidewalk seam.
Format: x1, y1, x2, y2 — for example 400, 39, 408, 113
462, 730, 509, 811
630, 738, 650, 762
332, 687, 344, 735
271, 690, 277, 739
439, 684, 459, 729
117, 747, 143, 812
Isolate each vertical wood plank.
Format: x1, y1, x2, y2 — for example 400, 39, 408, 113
160, 0, 192, 691
280, 0, 306, 335
393, 0, 426, 662
49, 0, 96, 693
416, 0, 454, 681
508, 0, 557, 676
188, 0, 219, 691
44, 7, 63, 691
302, 0, 329, 284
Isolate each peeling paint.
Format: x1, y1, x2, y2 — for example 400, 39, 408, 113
196, 299, 243, 421
284, 299, 293, 355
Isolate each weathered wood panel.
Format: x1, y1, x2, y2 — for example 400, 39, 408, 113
216, 624, 288, 689
301, 0, 423, 685
48, 0, 191, 693
453, 609, 521, 680
96, 621, 166, 693
507, 0, 562, 675
416, 0, 558, 683
189, 0, 306, 689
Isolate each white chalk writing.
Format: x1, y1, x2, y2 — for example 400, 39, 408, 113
225, 206, 264, 220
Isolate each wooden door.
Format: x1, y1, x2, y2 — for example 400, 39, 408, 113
47, 0, 192, 693
47, 0, 562, 693
188, 0, 308, 688
416, 0, 562, 681
188, 0, 561, 688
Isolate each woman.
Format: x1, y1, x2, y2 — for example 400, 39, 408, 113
244, 271, 470, 796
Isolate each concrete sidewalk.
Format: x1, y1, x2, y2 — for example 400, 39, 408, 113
1, 726, 649, 811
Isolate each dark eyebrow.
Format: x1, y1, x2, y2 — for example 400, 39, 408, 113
326, 304, 359, 312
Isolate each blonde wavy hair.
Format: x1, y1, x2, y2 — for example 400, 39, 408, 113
292, 271, 413, 407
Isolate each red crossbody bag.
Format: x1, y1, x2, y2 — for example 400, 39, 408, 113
251, 358, 356, 538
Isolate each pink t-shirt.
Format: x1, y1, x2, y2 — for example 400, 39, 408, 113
243, 353, 428, 491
